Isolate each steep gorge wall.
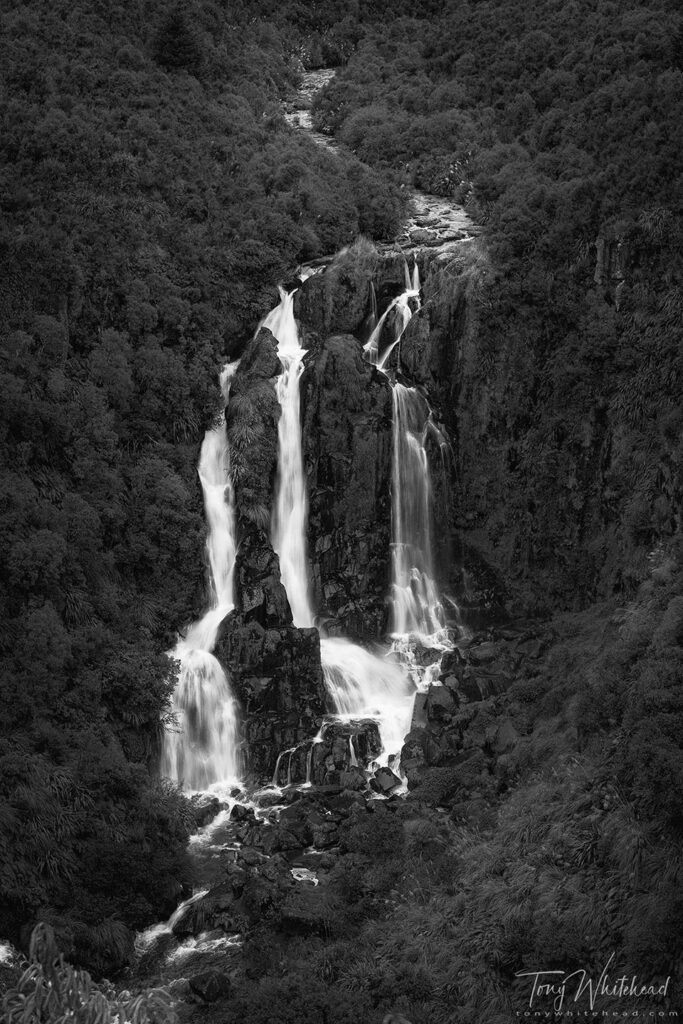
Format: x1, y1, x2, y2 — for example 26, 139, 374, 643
217, 231, 680, 776
401, 238, 681, 617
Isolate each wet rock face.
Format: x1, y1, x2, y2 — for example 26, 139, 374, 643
233, 523, 291, 628
227, 326, 281, 534
190, 794, 222, 829
302, 333, 394, 638
272, 719, 382, 792
216, 620, 328, 782
296, 248, 379, 336
224, 323, 326, 783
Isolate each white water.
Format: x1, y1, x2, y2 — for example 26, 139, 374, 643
363, 287, 418, 370
161, 367, 241, 791
263, 288, 315, 628
320, 637, 414, 763
362, 280, 450, 647
391, 384, 448, 640
403, 258, 421, 296
412, 262, 421, 304
264, 289, 414, 764
136, 888, 209, 951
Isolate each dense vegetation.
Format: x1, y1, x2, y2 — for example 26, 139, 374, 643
201, 549, 683, 1023
3, 923, 175, 1024
1, 0, 681, 1016
0, 0, 405, 972
311, 0, 683, 609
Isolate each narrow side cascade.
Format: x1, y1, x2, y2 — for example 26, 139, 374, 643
363, 279, 450, 645
363, 286, 418, 370
403, 257, 421, 299
412, 261, 421, 302
265, 287, 414, 765
161, 366, 241, 791
262, 288, 315, 628
391, 383, 447, 640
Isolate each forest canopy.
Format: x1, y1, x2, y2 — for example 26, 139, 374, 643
0, 0, 407, 970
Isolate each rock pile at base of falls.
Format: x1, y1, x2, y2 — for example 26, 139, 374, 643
400, 623, 558, 823
166, 788, 388, 950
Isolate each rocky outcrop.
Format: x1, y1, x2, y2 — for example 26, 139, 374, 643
226, 325, 281, 533
296, 243, 379, 336
302, 332, 394, 638
222, 325, 329, 783
233, 523, 291, 628
216, 619, 328, 782
401, 625, 555, 812
189, 970, 232, 1003
190, 793, 222, 829
270, 719, 382, 792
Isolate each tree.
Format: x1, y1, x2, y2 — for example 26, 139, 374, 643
154, 5, 202, 75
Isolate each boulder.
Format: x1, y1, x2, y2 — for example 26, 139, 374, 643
189, 970, 232, 1003
425, 683, 459, 722
467, 641, 501, 666
400, 728, 443, 783
370, 767, 402, 794
190, 794, 221, 829
279, 886, 338, 935
230, 802, 256, 823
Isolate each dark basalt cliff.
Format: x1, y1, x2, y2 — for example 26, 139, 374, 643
302, 333, 393, 639
295, 242, 510, 628
398, 238, 681, 619
216, 230, 681, 785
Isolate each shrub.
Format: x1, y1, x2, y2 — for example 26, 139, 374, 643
2, 923, 175, 1024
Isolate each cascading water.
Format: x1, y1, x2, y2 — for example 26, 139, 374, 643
262, 288, 315, 628
319, 637, 414, 767
363, 271, 455, 658
161, 366, 241, 791
412, 262, 421, 305
403, 258, 421, 297
264, 288, 414, 765
363, 287, 418, 370
390, 384, 447, 639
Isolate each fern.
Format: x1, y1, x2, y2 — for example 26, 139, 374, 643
2, 923, 176, 1024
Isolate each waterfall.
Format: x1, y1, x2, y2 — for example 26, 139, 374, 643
363, 280, 451, 645
262, 288, 315, 628
363, 288, 418, 370
390, 384, 447, 639
265, 288, 413, 765
412, 262, 421, 305
161, 366, 241, 791
320, 638, 414, 766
